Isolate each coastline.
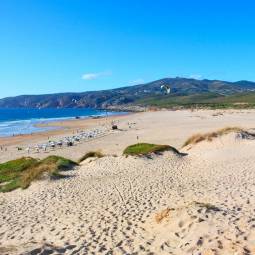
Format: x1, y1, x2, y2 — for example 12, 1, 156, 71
0, 112, 132, 146
0, 107, 131, 138
0, 112, 135, 163
0, 108, 254, 164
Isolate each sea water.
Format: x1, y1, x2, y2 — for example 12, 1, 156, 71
0, 108, 124, 137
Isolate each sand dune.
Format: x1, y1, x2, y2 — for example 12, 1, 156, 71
1, 123, 255, 254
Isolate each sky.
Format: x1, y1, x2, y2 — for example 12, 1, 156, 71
1, 0, 255, 98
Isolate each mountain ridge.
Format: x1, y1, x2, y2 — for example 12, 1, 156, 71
1, 77, 255, 109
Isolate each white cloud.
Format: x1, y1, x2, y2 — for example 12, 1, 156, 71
129, 78, 144, 85
81, 71, 112, 80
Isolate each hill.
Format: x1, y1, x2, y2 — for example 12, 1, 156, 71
1, 77, 255, 109
137, 91, 255, 109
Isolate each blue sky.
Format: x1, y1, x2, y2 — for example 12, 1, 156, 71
0, 0, 255, 98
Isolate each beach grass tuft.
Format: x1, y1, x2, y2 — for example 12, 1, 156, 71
155, 208, 171, 223
78, 151, 104, 163
0, 157, 38, 192
0, 156, 77, 192
182, 127, 244, 147
123, 143, 181, 156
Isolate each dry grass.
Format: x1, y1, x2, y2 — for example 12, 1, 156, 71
20, 156, 77, 189
20, 162, 55, 189
78, 151, 104, 163
183, 127, 243, 147
155, 208, 171, 223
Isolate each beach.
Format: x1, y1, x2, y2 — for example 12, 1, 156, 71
0, 113, 129, 163
1, 109, 255, 254
0, 109, 254, 163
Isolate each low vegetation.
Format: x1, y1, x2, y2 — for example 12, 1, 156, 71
136, 92, 255, 109
183, 127, 243, 147
155, 208, 172, 223
0, 156, 77, 192
78, 151, 104, 163
0, 157, 38, 183
123, 143, 181, 156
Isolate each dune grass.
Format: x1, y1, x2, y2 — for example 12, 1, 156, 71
0, 157, 38, 183
0, 157, 38, 192
0, 156, 77, 192
183, 127, 243, 147
78, 151, 104, 163
123, 143, 180, 156
155, 208, 172, 223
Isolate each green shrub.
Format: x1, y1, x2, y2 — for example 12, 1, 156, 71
0, 157, 38, 183
123, 143, 180, 156
0, 156, 77, 192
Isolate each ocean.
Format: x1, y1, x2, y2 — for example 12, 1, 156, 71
0, 108, 124, 137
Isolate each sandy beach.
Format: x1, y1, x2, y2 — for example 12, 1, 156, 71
1, 109, 255, 254
0, 113, 130, 163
